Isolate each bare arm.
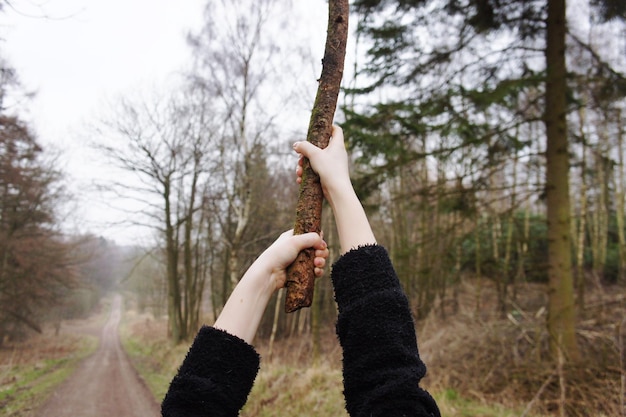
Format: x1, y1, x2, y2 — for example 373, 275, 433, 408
214, 230, 328, 344
295, 126, 441, 417
294, 126, 375, 254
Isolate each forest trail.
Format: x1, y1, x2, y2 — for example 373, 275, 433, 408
35, 295, 160, 417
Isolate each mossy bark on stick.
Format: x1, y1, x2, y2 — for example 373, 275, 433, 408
285, 0, 349, 313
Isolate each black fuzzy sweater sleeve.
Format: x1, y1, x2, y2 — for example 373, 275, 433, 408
331, 245, 441, 417
161, 326, 260, 417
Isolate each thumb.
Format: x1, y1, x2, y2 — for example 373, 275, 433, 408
293, 140, 321, 159
329, 125, 345, 150
292, 231, 322, 251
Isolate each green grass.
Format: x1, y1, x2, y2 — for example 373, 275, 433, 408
243, 368, 543, 417
242, 364, 349, 417
121, 333, 184, 402
121, 333, 542, 417
118, 315, 543, 416
432, 388, 542, 417
118, 316, 188, 403
0, 336, 98, 417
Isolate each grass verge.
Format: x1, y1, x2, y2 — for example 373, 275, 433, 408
119, 312, 539, 416
242, 364, 348, 417
119, 311, 187, 402
0, 334, 98, 417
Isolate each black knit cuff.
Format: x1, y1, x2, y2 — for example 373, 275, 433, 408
161, 326, 260, 417
331, 245, 401, 313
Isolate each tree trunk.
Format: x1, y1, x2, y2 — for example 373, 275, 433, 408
474, 213, 483, 315
434, 163, 447, 319
165, 180, 182, 344
268, 288, 283, 360
501, 148, 518, 317
285, 0, 350, 312
577, 141, 588, 306
591, 122, 610, 283
544, 0, 580, 362
416, 140, 434, 319
182, 174, 198, 339
615, 109, 626, 285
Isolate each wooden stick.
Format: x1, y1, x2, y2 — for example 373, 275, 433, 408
284, 0, 349, 313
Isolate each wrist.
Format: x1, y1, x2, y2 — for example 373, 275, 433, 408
326, 182, 358, 212
241, 260, 277, 299
325, 179, 355, 206
214, 263, 274, 344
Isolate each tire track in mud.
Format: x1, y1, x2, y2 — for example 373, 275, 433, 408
36, 295, 160, 417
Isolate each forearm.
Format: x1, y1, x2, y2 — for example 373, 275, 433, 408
213, 261, 274, 344
213, 231, 326, 343
327, 182, 376, 254
331, 245, 440, 417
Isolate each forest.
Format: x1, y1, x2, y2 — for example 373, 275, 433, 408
1, 0, 625, 415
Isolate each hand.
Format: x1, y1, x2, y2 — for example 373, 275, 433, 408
293, 125, 352, 202
293, 126, 376, 253
259, 230, 329, 292
213, 230, 328, 344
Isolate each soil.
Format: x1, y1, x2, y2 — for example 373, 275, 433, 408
35, 295, 161, 417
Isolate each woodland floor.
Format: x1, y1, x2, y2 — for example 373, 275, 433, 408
1, 280, 624, 417
418, 278, 626, 417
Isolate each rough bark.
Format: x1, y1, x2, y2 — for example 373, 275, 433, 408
285, 0, 349, 313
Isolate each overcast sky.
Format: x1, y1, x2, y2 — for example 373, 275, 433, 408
1, 0, 207, 141
0, 0, 329, 245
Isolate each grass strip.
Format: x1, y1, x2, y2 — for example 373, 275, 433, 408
0, 335, 98, 417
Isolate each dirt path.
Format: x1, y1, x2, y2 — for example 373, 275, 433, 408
36, 295, 161, 417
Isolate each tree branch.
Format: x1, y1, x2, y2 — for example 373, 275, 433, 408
284, 0, 349, 313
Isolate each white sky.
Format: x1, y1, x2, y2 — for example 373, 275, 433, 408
0, 0, 330, 245
1, 0, 206, 142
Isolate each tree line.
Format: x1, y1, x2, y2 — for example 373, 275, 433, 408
340, 0, 626, 364
97, 1, 626, 359
2, 0, 625, 381
0, 58, 129, 343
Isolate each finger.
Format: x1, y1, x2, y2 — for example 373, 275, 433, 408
296, 164, 303, 178
296, 156, 305, 184
313, 232, 326, 250
315, 247, 329, 259
314, 256, 326, 276
313, 238, 327, 250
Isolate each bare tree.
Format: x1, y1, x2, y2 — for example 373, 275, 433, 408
187, 0, 292, 305
95, 91, 219, 343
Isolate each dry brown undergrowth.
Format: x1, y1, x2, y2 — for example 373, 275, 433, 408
0, 313, 102, 371
418, 279, 625, 417
123, 279, 625, 416
4, 282, 622, 417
